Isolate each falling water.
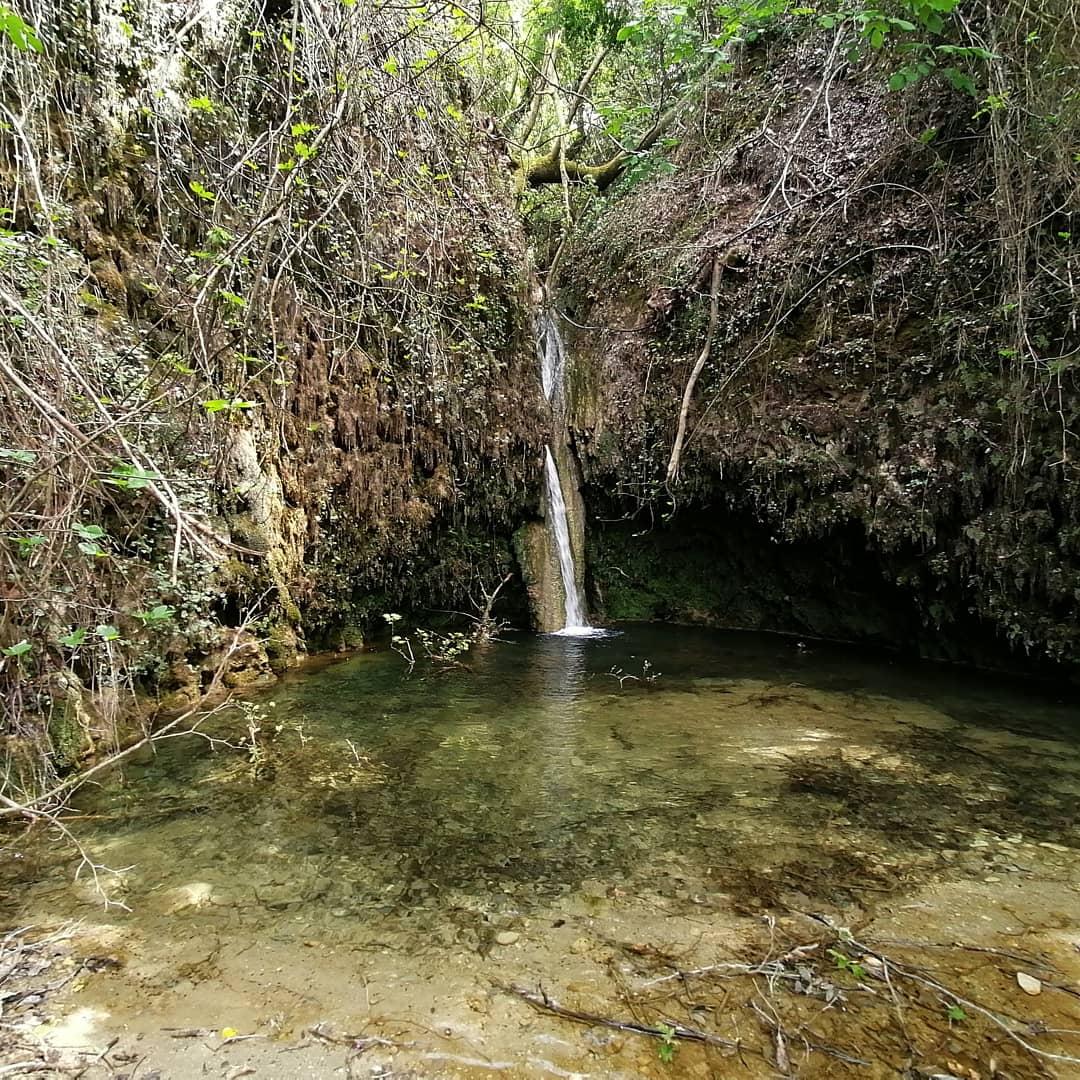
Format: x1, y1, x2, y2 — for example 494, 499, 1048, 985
539, 311, 565, 402
543, 446, 589, 631
538, 311, 592, 634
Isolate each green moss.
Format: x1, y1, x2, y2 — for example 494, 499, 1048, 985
47, 695, 86, 770
265, 621, 300, 674
590, 524, 731, 623
328, 624, 365, 650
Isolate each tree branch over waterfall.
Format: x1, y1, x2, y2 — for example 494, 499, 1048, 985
524, 82, 696, 188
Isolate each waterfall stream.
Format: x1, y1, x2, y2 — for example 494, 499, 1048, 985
538, 311, 593, 634
543, 446, 589, 630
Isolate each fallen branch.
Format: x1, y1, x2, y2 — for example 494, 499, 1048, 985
751, 999, 870, 1068
847, 934, 1080, 1068
499, 983, 742, 1051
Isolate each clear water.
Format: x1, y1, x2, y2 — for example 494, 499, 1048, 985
3, 627, 1079, 1076
9, 624, 1080, 931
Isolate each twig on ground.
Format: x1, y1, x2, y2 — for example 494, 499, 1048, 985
499, 982, 745, 1052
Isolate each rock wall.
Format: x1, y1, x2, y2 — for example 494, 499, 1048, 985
562, 30, 1080, 672
0, 0, 547, 781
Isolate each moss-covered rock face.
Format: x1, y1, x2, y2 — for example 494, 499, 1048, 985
589, 510, 1024, 668
563, 32, 1080, 673
0, 0, 547, 774
515, 521, 564, 632
47, 694, 90, 771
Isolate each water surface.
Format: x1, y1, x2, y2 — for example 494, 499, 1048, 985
3, 627, 1079, 1077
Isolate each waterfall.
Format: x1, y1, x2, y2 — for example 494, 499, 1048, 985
539, 310, 564, 402
543, 446, 589, 630
538, 311, 593, 635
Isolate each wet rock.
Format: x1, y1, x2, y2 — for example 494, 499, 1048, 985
256, 883, 304, 910
328, 624, 365, 652
89, 257, 127, 303
153, 882, 215, 913
45, 671, 100, 768
305, 876, 334, 901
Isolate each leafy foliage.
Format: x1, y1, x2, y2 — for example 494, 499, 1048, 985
0, 5, 41, 53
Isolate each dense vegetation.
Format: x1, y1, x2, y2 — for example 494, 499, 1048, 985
0, 0, 1077, 800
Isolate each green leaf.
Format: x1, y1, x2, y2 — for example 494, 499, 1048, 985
96, 624, 120, 642
104, 462, 159, 490
382, 56, 399, 76
187, 96, 216, 113
0, 7, 43, 53
0, 447, 36, 465
202, 397, 258, 413
947, 1004, 967, 1022
59, 627, 87, 647
942, 67, 976, 96
206, 225, 233, 250
135, 604, 174, 625
3, 639, 32, 657
189, 180, 217, 202
10, 533, 45, 553
73, 523, 105, 540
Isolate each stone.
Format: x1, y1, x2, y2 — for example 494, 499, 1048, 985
494, 931, 519, 946
256, 883, 304, 910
